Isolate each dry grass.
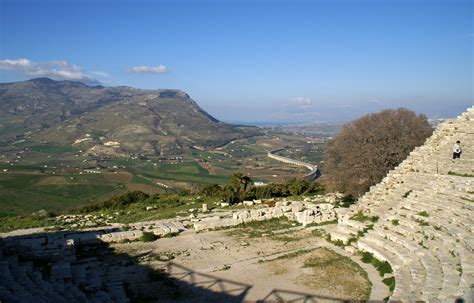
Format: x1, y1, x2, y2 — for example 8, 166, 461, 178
264, 247, 371, 301
104, 171, 134, 182
301, 248, 371, 300
35, 176, 70, 185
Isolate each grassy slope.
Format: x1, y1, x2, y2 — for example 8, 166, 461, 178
0, 173, 124, 216
0, 159, 229, 217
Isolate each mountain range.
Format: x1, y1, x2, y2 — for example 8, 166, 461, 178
0, 78, 261, 156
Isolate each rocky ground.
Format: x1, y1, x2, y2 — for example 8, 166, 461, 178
0, 193, 391, 302
112, 225, 389, 302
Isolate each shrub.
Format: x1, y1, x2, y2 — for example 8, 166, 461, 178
199, 184, 222, 197
338, 194, 356, 208
361, 251, 374, 263
360, 251, 393, 277
351, 211, 378, 223
285, 178, 309, 196
417, 211, 429, 217
383, 276, 396, 292
323, 108, 432, 197
78, 191, 150, 213
414, 218, 429, 226
140, 232, 158, 242
375, 260, 393, 276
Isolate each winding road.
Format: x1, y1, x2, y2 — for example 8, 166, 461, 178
267, 148, 321, 181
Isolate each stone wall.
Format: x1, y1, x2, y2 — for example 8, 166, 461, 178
193, 201, 337, 231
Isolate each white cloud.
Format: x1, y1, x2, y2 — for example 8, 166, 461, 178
0, 58, 103, 84
0, 58, 32, 68
288, 96, 312, 107
127, 65, 168, 74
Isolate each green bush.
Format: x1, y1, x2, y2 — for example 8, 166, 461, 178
417, 211, 429, 217
199, 183, 222, 197
383, 276, 396, 292
351, 211, 378, 223
359, 251, 393, 277
375, 260, 393, 276
77, 191, 150, 213
140, 232, 158, 242
338, 195, 356, 208
361, 251, 373, 263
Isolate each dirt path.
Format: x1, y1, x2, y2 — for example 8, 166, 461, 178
114, 227, 390, 301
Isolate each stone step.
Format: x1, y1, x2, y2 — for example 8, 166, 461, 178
328, 225, 359, 243
357, 237, 414, 301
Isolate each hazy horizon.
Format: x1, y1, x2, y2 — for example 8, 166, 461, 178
0, 0, 472, 123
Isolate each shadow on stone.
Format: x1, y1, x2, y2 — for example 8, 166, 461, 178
0, 228, 352, 302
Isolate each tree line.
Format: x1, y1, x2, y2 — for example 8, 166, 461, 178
198, 172, 324, 204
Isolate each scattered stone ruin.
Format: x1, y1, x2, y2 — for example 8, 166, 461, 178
330, 107, 474, 301
0, 228, 134, 302
0, 194, 339, 302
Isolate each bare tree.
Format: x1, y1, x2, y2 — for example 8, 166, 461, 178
323, 108, 432, 197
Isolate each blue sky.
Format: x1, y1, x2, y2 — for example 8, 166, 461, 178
0, 0, 472, 123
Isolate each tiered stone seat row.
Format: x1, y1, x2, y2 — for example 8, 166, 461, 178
332, 107, 474, 302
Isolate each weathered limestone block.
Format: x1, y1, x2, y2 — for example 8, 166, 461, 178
295, 210, 316, 226
70, 233, 102, 245
107, 281, 129, 303
50, 262, 72, 280
238, 210, 250, 220
201, 215, 221, 221
111, 231, 143, 242
193, 218, 240, 231
318, 203, 334, 210
324, 196, 337, 203
193, 221, 214, 231
250, 210, 263, 220
276, 201, 290, 207
71, 265, 87, 285
291, 202, 304, 212
171, 221, 186, 231
0, 261, 14, 282
161, 222, 180, 234
281, 205, 292, 212
313, 216, 323, 224
243, 201, 254, 206
18, 237, 46, 251
272, 207, 284, 218
284, 212, 296, 221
